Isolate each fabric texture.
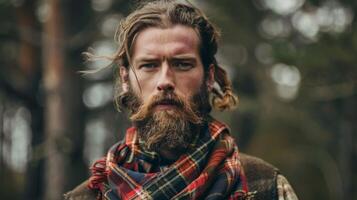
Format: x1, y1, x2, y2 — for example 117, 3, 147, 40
88, 119, 249, 200
277, 175, 298, 200
64, 154, 299, 200
240, 154, 278, 200
240, 154, 298, 200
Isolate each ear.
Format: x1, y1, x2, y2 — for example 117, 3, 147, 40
206, 64, 215, 91
119, 66, 129, 92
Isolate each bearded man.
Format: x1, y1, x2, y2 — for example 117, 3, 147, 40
65, 1, 298, 200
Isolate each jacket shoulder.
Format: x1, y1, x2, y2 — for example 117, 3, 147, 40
240, 153, 280, 200
64, 180, 97, 200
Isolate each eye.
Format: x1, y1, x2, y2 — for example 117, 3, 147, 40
172, 61, 194, 71
139, 63, 158, 71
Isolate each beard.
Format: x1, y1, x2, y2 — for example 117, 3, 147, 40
124, 84, 211, 154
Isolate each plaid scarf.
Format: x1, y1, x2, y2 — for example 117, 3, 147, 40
88, 119, 248, 200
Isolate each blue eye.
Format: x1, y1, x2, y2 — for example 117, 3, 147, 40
173, 61, 193, 70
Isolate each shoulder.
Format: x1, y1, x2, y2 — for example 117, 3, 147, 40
276, 174, 299, 200
240, 153, 298, 200
63, 180, 97, 200
240, 153, 279, 182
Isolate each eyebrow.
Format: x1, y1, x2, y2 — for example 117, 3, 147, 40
134, 58, 158, 63
132, 57, 157, 69
133, 56, 157, 63
171, 54, 197, 59
134, 54, 197, 62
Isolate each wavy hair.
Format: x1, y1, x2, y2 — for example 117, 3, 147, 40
85, 0, 238, 112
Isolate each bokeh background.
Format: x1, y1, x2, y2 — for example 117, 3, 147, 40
0, 0, 356, 199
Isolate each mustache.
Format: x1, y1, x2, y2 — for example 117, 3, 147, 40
150, 94, 183, 108
130, 92, 202, 124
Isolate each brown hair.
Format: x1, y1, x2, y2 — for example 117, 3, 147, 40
86, 0, 238, 111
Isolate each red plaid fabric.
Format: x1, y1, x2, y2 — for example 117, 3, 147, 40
89, 118, 249, 200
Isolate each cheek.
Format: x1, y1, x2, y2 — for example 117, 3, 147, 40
128, 72, 143, 98
177, 71, 205, 95
129, 71, 156, 101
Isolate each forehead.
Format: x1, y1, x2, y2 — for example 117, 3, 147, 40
131, 25, 201, 59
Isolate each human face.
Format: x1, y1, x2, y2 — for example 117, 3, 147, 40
120, 25, 212, 111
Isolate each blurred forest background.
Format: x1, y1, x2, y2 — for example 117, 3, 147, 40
0, 0, 356, 199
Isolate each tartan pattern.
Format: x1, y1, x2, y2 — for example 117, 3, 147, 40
91, 119, 248, 200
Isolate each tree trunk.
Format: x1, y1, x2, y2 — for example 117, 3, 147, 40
43, 0, 87, 199
43, 0, 67, 199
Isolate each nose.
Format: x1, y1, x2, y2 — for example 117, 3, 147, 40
157, 63, 175, 92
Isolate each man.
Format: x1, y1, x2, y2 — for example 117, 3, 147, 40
65, 1, 298, 199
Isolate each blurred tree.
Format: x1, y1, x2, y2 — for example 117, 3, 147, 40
0, 0, 43, 199
0, 0, 355, 200
203, 0, 356, 199
15, 1, 44, 200
43, 0, 90, 199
